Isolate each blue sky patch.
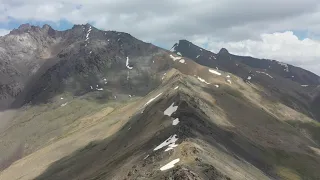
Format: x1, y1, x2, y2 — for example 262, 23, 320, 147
291, 30, 308, 40
0, 19, 73, 31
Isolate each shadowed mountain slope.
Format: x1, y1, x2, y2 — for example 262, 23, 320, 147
1, 59, 320, 180
172, 40, 320, 122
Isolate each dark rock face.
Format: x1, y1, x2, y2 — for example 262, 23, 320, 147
174, 40, 320, 85
0, 24, 166, 109
218, 48, 229, 55
0, 24, 61, 109
172, 40, 218, 69
173, 40, 320, 121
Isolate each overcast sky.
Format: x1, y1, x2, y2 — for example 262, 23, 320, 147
1, 0, 320, 75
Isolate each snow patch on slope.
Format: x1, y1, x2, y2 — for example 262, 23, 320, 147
226, 74, 232, 84
256, 71, 274, 79
278, 62, 289, 72
61, 102, 68, 107
164, 103, 178, 116
165, 143, 178, 152
144, 93, 163, 107
144, 154, 149, 160
209, 69, 221, 76
197, 77, 210, 85
172, 118, 180, 126
162, 73, 167, 80
154, 134, 178, 151
164, 102, 180, 126
170, 55, 182, 61
160, 159, 180, 171
126, 57, 133, 69
170, 55, 186, 64
84, 26, 92, 46
209, 55, 216, 60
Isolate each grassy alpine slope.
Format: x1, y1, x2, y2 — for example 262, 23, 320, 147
1, 62, 319, 179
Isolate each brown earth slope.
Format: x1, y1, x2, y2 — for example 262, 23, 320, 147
1, 59, 320, 179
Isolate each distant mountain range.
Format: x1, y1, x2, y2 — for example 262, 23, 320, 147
172, 40, 320, 85
172, 39, 320, 121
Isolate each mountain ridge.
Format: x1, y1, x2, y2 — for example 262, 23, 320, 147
173, 39, 320, 83
1, 26, 319, 111
1, 24, 320, 180
171, 39, 320, 122
0, 23, 163, 110
1, 67, 320, 180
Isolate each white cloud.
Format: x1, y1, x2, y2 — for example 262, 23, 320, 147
1, 0, 320, 43
0, 29, 9, 36
203, 31, 320, 75
0, 0, 320, 74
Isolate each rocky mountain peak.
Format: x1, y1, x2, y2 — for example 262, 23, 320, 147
9, 23, 32, 34
218, 48, 229, 54
71, 24, 84, 29
72, 23, 94, 29
178, 39, 190, 44
177, 40, 193, 48
8, 23, 55, 36
170, 40, 193, 52
18, 23, 32, 30
41, 24, 52, 31
41, 24, 57, 37
85, 23, 94, 27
